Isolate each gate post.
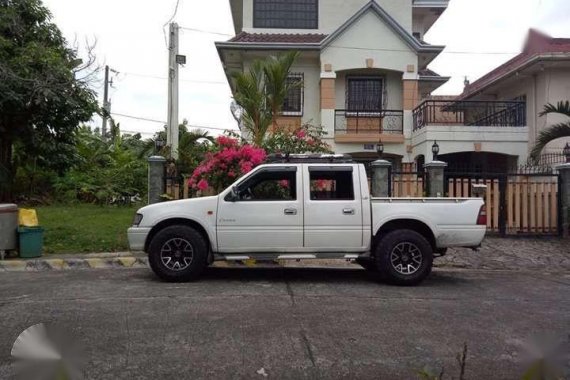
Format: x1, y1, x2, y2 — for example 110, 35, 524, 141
556, 163, 570, 237
424, 160, 447, 197
148, 156, 166, 205
371, 159, 392, 197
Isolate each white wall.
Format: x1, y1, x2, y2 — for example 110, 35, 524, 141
541, 69, 570, 151
493, 68, 570, 153
241, 0, 413, 34
320, 11, 418, 74
412, 126, 530, 164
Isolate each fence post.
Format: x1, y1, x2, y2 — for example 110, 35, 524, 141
148, 155, 166, 204
556, 163, 570, 237
424, 160, 447, 197
371, 159, 392, 197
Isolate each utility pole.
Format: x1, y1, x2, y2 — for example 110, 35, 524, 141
102, 65, 111, 141
166, 23, 180, 160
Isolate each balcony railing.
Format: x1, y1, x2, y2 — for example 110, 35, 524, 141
335, 110, 404, 135
413, 100, 526, 131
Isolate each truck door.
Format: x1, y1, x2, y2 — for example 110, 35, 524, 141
217, 166, 303, 252
303, 165, 364, 250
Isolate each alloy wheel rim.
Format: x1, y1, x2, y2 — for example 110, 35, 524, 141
390, 242, 422, 275
160, 238, 194, 271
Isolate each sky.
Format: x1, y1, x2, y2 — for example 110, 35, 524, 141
42, 0, 570, 138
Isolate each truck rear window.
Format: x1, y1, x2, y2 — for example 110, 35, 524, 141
309, 170, 354, 201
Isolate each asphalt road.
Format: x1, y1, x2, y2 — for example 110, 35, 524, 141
1, 267, 569, 379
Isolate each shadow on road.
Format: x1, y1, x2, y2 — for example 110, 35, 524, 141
136, 266, 471, 288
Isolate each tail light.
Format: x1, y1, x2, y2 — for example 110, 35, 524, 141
477, 205, 487, 226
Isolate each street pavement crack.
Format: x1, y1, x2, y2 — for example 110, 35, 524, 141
300, 329, 316, 367
284, 276, 317, 370
285, 281, 296, 307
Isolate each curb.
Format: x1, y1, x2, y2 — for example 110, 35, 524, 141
0, 257, 355, 272
0, 257, 149, 272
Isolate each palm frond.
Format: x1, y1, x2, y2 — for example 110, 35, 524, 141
539, 101, 570, 118
529, 122, 570, 164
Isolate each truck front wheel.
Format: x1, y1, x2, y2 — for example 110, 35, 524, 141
375, 229, 433, 286
148, 225, 208, 282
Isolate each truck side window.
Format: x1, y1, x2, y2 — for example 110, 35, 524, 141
237, 169, 297, 201
309, 168, 354, 201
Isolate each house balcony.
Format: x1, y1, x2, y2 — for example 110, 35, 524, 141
334, 109, 405, 144
413, 100, 527, 131
411, 100, 529, 162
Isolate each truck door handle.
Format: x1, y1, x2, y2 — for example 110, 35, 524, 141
284, 208, 297, 215
343, 208, 355, 215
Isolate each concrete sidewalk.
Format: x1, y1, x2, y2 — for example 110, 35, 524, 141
1, 237, 568, 272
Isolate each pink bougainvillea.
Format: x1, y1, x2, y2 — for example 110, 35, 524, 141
189, 136, 267, 193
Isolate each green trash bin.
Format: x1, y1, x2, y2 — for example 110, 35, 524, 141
18, 226, 44, 258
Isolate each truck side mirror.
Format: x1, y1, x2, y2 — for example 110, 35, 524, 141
228, 186, 239, 202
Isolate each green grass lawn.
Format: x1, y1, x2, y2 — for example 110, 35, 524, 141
35, 204, 139, 254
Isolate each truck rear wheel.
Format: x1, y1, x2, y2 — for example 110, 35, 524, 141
148, 225, 208, 282
375, 229, 433, 286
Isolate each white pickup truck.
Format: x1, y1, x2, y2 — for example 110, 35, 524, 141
128, 155, 486, 285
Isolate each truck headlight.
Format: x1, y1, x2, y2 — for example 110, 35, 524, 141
132, 213, 143, 226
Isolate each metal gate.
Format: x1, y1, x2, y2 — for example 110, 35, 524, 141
445, 169, 561, 236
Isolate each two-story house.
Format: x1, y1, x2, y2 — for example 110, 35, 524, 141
216, 0, 451, 169
452, 29, 570, 168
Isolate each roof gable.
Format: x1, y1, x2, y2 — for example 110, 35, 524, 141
321, 1, 443, 53
460, 29, 570, 99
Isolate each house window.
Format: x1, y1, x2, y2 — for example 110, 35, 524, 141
282, 73, 304, 116
346, 77, 384, 111
253, 0, 318, 29
309, 167, 354, 201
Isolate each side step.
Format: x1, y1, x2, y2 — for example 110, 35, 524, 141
220, 253, 364, 261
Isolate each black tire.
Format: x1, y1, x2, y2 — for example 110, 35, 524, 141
375, 229, 433, 286
148, 225, 208, 282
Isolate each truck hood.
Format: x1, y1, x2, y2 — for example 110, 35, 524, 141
137, 196, 218, 214
136, 196, 220, 228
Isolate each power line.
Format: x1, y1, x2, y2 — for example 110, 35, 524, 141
111, 112, 237, 132
121, 71, 228, 85
112, 112, 166, 124
162, 0, 182, 46
179, 26, 234, 37
328, 44, 519, 55
164, 0, 182, 26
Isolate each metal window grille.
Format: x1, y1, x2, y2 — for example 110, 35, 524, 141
346, 77, 384, 111
282, 73, 304, 116
253, 0, 318, 29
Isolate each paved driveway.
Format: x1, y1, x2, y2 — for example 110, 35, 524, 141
1, 267, 569, 379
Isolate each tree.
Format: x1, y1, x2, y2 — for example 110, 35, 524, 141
189, 136, 266, 193
140, 121, 214, 176
232, 61, 272, 147
262, 123, 332, 155
263, 51, 301, 130
529, 101, 570, 164
232, 51, 301, 146
0, 0, 98, 201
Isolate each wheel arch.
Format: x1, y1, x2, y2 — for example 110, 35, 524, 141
144, 218, 211, 253
373, 219, 436, 253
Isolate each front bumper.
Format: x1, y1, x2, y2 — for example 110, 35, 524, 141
127, 227, 152, 252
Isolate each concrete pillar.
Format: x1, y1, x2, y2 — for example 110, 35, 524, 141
320, 71, 336, 141
371, 159, 392, 197
148, 156, 166, 204
424, 161, 447, 197
556, 163, 570, 237
402, 79, 420, 111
